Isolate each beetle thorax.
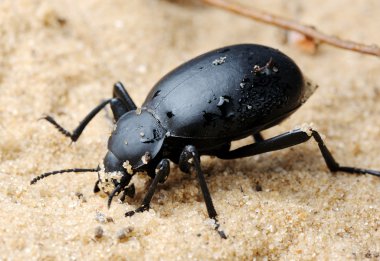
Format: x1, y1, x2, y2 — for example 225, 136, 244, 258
107, 109, 166, 171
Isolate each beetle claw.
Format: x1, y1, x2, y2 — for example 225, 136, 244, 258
125, 210, 135, 217
125, 204, 150, 217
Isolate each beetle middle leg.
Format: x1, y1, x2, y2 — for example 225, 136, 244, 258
113, 82, 137, 111
179, 145, 227, 239
43, 99, 113, 142
218, 127, 380, 177
108, 82, 138, 121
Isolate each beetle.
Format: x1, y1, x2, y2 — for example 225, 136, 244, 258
31, 44, 380, 238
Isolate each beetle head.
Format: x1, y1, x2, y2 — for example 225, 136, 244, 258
97, 109, 166, 197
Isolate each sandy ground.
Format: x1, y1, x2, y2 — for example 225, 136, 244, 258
0, 0, 379, 260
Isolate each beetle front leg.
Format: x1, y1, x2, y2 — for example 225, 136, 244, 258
179, 145, 227, 239
125, 159, 170, 217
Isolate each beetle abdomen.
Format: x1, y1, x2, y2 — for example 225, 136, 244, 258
144, 44, 306, 139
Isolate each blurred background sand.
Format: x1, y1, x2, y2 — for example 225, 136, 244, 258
0, 0, 379, 259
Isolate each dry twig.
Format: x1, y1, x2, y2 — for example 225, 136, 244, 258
202, 0, 380, 57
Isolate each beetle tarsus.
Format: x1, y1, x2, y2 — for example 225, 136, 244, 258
311, 130, 380, 177
125, 204, 150, 217
43, 99, 113, 142
125, 210, 135, 217
136, 204, 150, 213
214, 218, 227, 239
43, 115, 74, 140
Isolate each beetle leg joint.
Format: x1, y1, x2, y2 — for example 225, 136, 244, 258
294, 122, 316, 136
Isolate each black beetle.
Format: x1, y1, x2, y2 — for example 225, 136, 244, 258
31, 44, 380, 238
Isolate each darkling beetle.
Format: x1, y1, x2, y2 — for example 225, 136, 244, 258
31, 44, 380, 239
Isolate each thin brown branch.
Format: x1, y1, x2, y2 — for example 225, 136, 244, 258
202, 0, 380, 57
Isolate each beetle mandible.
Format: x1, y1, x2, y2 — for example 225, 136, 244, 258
31, 44, 380, 239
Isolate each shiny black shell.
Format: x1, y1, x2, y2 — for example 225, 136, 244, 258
143, 44, 305, 144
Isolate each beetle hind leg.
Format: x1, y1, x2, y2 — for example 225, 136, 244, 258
218, 127, 380, 177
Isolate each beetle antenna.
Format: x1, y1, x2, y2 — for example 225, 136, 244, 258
31, 167, 100, 185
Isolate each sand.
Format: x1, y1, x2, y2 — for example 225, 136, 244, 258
0, 0, 379, 260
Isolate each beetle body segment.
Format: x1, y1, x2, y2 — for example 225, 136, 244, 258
144, 44, 305, 142
108, 110, 165, 169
